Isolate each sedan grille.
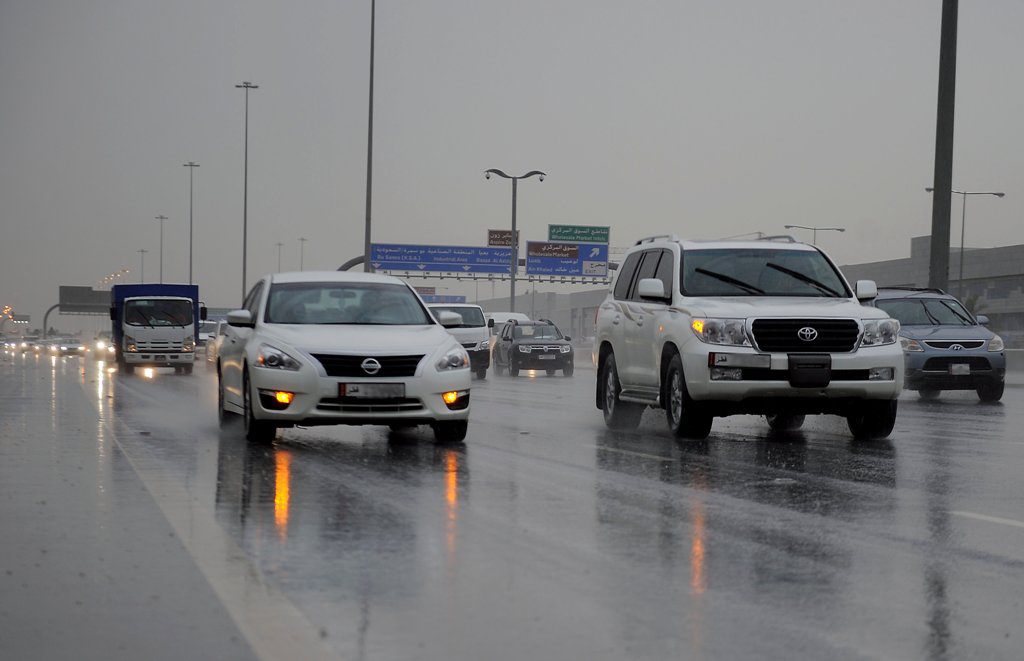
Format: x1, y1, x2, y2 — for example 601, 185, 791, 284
922, 356, 992, 372
316, 397, 424, 413
311, 353, 424, 377
923, 340, 985, 350
750, 319, 859, 353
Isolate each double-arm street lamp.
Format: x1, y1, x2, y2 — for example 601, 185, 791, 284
925, 187, 1005, 295
784, 225, 845, 246
485, 169, 545, 312
183, 162, 200, 285
236, 81, 259, 300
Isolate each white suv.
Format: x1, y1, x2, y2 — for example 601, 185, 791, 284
217, 272, 472, 443
596, 236, 903, 439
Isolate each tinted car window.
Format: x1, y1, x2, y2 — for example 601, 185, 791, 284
654, 249, 675, 298
513, 324, 562, 340
631, 249, 664, 300
614, 252, 642, 300
681, 248, 849, 297
877, 298, 975, 326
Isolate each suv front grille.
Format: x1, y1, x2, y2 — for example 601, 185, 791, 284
922, 356, 991, 372
751, 319, 859, 353
311, 354, 424, 377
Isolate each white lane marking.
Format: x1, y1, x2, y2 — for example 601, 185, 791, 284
951, 511, 1024, 530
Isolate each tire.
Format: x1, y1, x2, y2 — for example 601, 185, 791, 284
476, 368, 487, 380
433, 419, 468, 443
183, 364, 193, 375
242, 368, 276, 443
918, 389, 941, 400
765, 413, 805, 431
600, 353, 643, 430
121, 360, 135, 375
665, 355, 713, 439
546, 369, 557, 376
977, 382, 1004, 403
493, 357, 505, 377
563, 364, 574, 377
509, 359, 520, 378
217, 366, 234, 427
846, 400, 898, 440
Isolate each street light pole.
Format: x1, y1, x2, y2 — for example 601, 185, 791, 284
154, 215, 168, 283
364, 0, 376, 272
784, 224, 845, 246
236, 81, 259, 300
137, 249, 148, 284
485, 169, 546, 312
183, 162, 200, 285
275, 242, 284, 272
925, 188, 1005, 295
298, 237, 307, 270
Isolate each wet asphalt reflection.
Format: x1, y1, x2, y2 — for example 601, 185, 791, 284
3, 352, 1024, 660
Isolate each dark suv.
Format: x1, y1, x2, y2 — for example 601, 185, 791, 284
493, 320, 574, 377
872, 287, 1005, 402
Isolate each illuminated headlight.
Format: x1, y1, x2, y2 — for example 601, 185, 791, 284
900, 336, 924, 352
21, 342, 27, 348
96, 341, 106, 350
60, 346, 68, 351
559, 345, 571, 353
77, 346, 85, 351
255, 344, 301, 370
436, 346, 470, 371
183, 337, 195, 352
861, 319, 900, 347
518, 345, 532, 353
125, 336, 137, 352
988, 335, 1004, 352
691, 318, 750, 346
107, 346, 115, 353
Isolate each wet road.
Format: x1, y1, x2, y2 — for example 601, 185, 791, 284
2, 352, 1024, 660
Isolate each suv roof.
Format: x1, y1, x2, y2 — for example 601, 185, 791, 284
631, 235, 818, 252
875, 286, 954, 300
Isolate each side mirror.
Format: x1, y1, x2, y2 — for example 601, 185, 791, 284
976, 314, 990, 326
109, 307, 117, 321
200, 306, 208, 321
487, 318, 495, 328
637, 278, 667, 301
565, 336, 572, 342
438, 311, 463, 328
226, 309, 254, 328
855, 280, 878, 301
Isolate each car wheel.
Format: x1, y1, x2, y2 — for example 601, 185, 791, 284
765, 413, 805, 431
601, 352, 643, 430
509, 359, 520, 377
563, 364, 574, 377
476, 368, 487, 380
217, 366, 234, 427
183, 364, 193, 375
846, 400, 898, 440
243, 367, 276, 443
977, 382, 1004, 403
433, 420, 468, 443
918, 389, 940, 400
546, 369, 557, 376
665, 354, 712, 439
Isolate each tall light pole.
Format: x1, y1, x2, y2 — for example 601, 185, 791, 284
925, 188, 1005, 295
275, 242, 284, 272
183, 161, 200, 285
236, 81, 259, 299
928, 0, 959, 291
298, 237, 307, 270
364, 0, 376, 272
784, 224, 845, 246
154, 215, 168, 283
137, 249, 148, 283
485, 169, 545, 312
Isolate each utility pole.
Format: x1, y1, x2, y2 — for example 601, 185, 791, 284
484, 169, 546, 312
154, 215, 168, 283
236, 81, 259, 299
928, 0, 959, 290
137, 249, 148, 283
183, 161, 200, 284
298, 237, 307, 270
363, 0, 376, 272
275, 242, 284, 272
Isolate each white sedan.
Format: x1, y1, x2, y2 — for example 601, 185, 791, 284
217, 271, 472, 443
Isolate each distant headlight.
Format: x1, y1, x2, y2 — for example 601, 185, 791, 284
107, 346, 115, 353
691, 318, 750, 346
436, 346, 470, 371
255, 344, 301, 370
125, 336, 137, 352
862, 319, 900, 347
96, 341, 106, 350
988, 335, 1004, 352
900, 336, 924, 352
21, 342, 27, 348
60, 346, 68, 351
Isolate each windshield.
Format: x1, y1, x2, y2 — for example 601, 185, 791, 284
876, 298, 976, 327
513, 324, 562, 340
198, 321, 218, 333
265, 282, 432, 325
431, 306, 485, 327
681, 248, 850, 297
124, 299, 193, 327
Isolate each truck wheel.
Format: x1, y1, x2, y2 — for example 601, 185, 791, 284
120, 360, 135, 375
183, 364, 193, 375
546, 369, 557, 376
847, 400, 898, 440
243, 368, 276, 443
665, 355, 712, 439
765, 413, 805, 431
433, 420, 468, 444
601, 353, 642, 430
977, 382, 1004, 402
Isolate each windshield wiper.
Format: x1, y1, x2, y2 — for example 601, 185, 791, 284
765, 263, 842, 297
919, 302, 942, 326
937, 300, 973, 326
693, 268, 764, 294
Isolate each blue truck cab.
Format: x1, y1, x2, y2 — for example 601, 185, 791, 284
110, 284, 206, 374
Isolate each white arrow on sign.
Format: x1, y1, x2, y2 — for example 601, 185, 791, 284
462, 265, 471, 271
417, 264, 426, 270
589, 247, 601, 258
372, 263, 382, 269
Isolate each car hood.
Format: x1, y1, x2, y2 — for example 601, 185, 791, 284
899, 324, 993, 341
259, 323, 457, 355
680, 297, 886, 320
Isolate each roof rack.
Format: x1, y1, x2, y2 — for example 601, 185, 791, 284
877, 286, 948, 295
634, 234, 680, 246
755, 234, 798, 243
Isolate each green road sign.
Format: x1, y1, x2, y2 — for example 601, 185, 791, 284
548, 224, 610, 243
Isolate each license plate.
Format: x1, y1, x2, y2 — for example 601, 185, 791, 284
538, 355, 557, 360
949, 363, 970, 375
340, 383, 405, 398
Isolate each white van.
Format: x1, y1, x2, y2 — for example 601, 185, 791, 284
430, 304, 491, 379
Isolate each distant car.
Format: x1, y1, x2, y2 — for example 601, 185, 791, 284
492, 319, 574, 377
205, 320, 227, 363
428, 304, 490, 379
92, 332, 116, 358
197, 320, 219, 346
872, 287, 1006, 402
217, 271, 472, 443
51, 338, 86, 356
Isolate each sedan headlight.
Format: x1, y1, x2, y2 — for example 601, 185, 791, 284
862, 319, 900, 347
255, 344, 301, 370
436, 345, 470, 371
900, 336, 924, 352
96, 341, 106, 350
988, 335, 1004, 352
691, 318, 750, 346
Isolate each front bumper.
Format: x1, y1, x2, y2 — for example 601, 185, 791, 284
511, 351, 574, 370
124, 351, 196, 366
904, 350, 1005, 390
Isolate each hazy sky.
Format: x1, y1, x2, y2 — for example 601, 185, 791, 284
2, 0, 1022, 331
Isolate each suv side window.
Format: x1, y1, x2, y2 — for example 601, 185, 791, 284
654, 249, 675, 299
614, 252, 642, 300
629, 249, 663, 300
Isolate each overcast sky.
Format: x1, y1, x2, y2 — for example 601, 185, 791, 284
1, 0, 1022, 331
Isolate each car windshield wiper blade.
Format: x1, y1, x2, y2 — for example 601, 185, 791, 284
936, 300, 973, 325
919, 302, 942, 325
765, 263, 842, 297
693, 268, 765, 294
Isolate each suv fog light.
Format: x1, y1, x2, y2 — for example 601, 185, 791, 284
710, 367, 743, 381
868, 367, 894, 381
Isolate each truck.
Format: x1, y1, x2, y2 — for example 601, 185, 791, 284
110, 284, 206, 375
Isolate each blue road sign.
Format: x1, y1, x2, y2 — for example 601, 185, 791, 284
421, 295, 468, 304
370, 244, 512, 274
526, 242, 609, 277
